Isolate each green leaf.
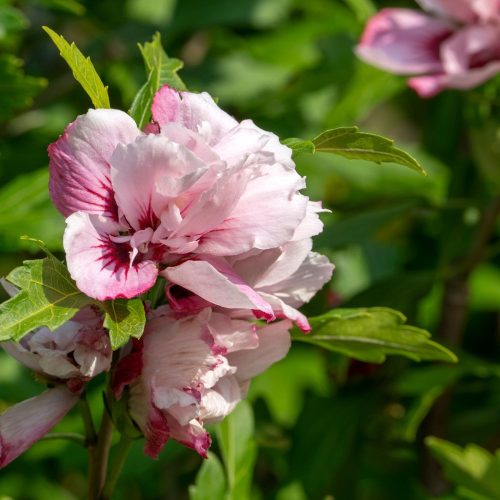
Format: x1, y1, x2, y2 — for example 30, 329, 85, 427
312, 126, 425, 175
216, 401, 257, 500
292, 307, 457, 363
189, 452, 227, 500
0, 254, 92, 342
282, 137, 315, 157
102, 298, 146, 350
0, 55, 47, 122
129, 32, 186, 128
42, 26, 110, 109
426, 437, 500, 500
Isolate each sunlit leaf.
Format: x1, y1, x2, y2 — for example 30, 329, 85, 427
282, 137, 315, 157
129, 32, 185, 128
0, 252, 92, 342
216, 401, 257, 500
292, 307, 457, 363
102, 298, 146, 350
313, 126, 425, 174
189, 452, 226, 500
43, 26, 110, 108
426, 437, 500, 500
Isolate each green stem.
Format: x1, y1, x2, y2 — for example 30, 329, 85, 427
100, 435, 133, 499
88, 405, 114, 499
41, 432, 86, 446
79, 391, 97, 447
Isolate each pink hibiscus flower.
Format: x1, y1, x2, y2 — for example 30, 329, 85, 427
49, 86, 323, 305
112, 307, 291, 458
356, 0, 500, 97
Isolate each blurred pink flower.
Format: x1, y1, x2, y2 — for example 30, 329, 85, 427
0, 307, 111, 467
356, 0, 500, 97
112, 308, 291, 458
49, 87, 324, 302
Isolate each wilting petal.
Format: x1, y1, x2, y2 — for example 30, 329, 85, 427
0, 386, 79, 467
64, 212, 158, 300
199, 377, 242, 424
48, 109, 140, 219
128, 383, 170, 459
2, 341, 42, 373
228, 321, 292, 382
165, 417, 211, 458
356, 8, 451, 74
162, 259, 275, 320
110, 134, 207, 231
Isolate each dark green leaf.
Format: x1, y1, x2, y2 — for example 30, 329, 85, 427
43, 26, 110, 108
0, 253, 92, 342
292, 307, 457, 363
282, 137, 315, 157
313, 126, 425, 175
129, 32, 186, 128
0, 55, 47, 122
102, 298, 146, 350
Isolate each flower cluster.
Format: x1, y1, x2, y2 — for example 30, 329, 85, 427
1, 85, 333, 465
356, 0, 500, 97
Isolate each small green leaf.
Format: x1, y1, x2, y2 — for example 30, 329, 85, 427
292, 307, 457, 363
102, 298, 146, 350
282, 137, 315, 157
189, 452, 227, 500
312, 126, 426, 175
129, 32, 186, 128
216, 401, 257, 500
0, 254, 92, 342
426, 437, 500, 500
43, 26, 110, 109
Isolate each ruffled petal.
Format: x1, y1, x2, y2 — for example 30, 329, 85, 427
195, 163, 308, 255
0, 386, 78, 467
110, 134, 207, 231
259, 251, 334, 309
356, 8, 451, 74
48, 109, 140, 219
228, 321, 292, 382
64, 212, 158, 300
162, 259, 275, 320
152, 86, 238, 145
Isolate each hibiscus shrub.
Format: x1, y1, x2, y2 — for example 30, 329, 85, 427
0, 1, 499, 499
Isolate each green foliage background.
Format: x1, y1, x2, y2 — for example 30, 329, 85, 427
0, 0, 499, 498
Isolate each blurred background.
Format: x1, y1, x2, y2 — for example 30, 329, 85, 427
0, 0, 499, 498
